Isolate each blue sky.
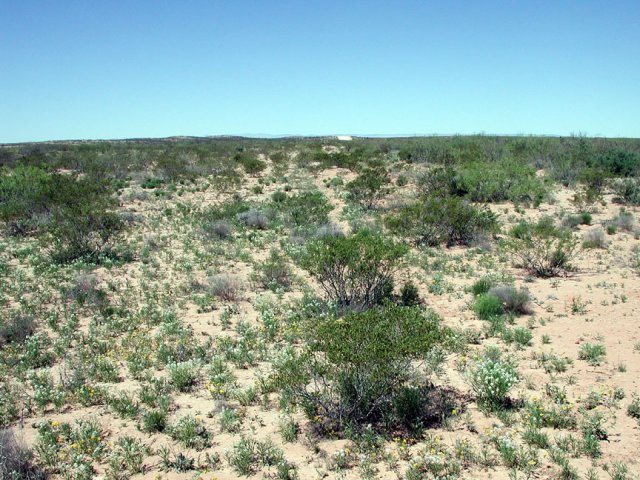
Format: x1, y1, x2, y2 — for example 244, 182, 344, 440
1, 0, 639, 142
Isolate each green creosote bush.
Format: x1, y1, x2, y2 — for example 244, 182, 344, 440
0, 166, 124, 262
278, 190, 332, 229
298, 229, 407, 311
272, 302, 451, 431
345, 162, 391, 209
234, 151, 267, 174
386, 195, 499, 247
502, 216, 578, 277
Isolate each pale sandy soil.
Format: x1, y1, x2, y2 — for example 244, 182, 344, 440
4, 160, 640, 480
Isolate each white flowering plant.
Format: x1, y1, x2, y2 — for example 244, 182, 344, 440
468, 351, 518, 410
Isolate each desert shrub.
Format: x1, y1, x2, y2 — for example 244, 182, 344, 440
0, 167, 124, 261
271, 190, 287, 203
400, 281, 421, 306
470, 272, 514, 296
578, 343, 606, 366
454, 159, 548, 205
627, 394, 640, 422
0, 431, 46, 480
416, 165, 459, 196
503, 327, 533, 348
467, 349, 518, 410
315, 222, 344, 238
608, 209, 636, 232
236, 208, 269, 230
234, 151, 267, 174
141, 409, 167, 433
202, 219, 233, 240
67, 273, 107, 308
345, 163, 391, 209
208, 274, 243, 302
562, 212, 592, 229
167, 360, 200, 392
253, 249, 293, 291
105, 436, 147, 479
502, 217, 578, 277
594, 149, 640, 177
273, 303, 451, 431
386, 195, 498, 247
0, 312, 36, 346
279, 191, 332, 229
582, 228, 607, 249
611, 178, 640, 205
298, 229, 407, 311
0, 165, 56, 235
474, 294, 504, 320
169, 415, 212, 450
49, 207, 123, 264
487, 285, 531, 315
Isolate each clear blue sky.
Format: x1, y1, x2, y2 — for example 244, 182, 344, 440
1, 0, 639, 142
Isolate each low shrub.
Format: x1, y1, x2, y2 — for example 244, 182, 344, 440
386, 195, 498, 247
345, 163, 391, 209
278, 191, 332, 229
400, 281, 421, 306
0, 431, 46, 480
169, 415, 212, 450
474, 293, 504, 320
208, 274, 243, 302
502, 217, 578, 277
202, 219, 233, 240
578, 343, 606, 366
611, 178, 640, 205
0, 312, 36, 346
298, 229, 407, 311
253, 249, 293, 291
487, 285, 531, 315
582, 228, 607, 249
236, 208, 269, 230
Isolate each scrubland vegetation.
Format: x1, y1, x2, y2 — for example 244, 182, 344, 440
1, 135, 640, 479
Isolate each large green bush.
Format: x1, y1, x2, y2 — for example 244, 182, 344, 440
273, 303, 451, 431
0, 166, 124, 262
387, 196, 498, 247
454, 159, 548, 205
298, 229, 407, 311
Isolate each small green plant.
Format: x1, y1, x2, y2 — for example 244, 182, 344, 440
140, 409, 167, 433
106, 436, 148, 479
253, 249, 293, 291
627, 394, 640, 422
168, 415, 212, 450
167, 360, 200, 392
578, 343, 606, 366
474, 293, 504, 320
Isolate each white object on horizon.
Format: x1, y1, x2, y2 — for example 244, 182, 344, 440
336, 135, 353, 141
